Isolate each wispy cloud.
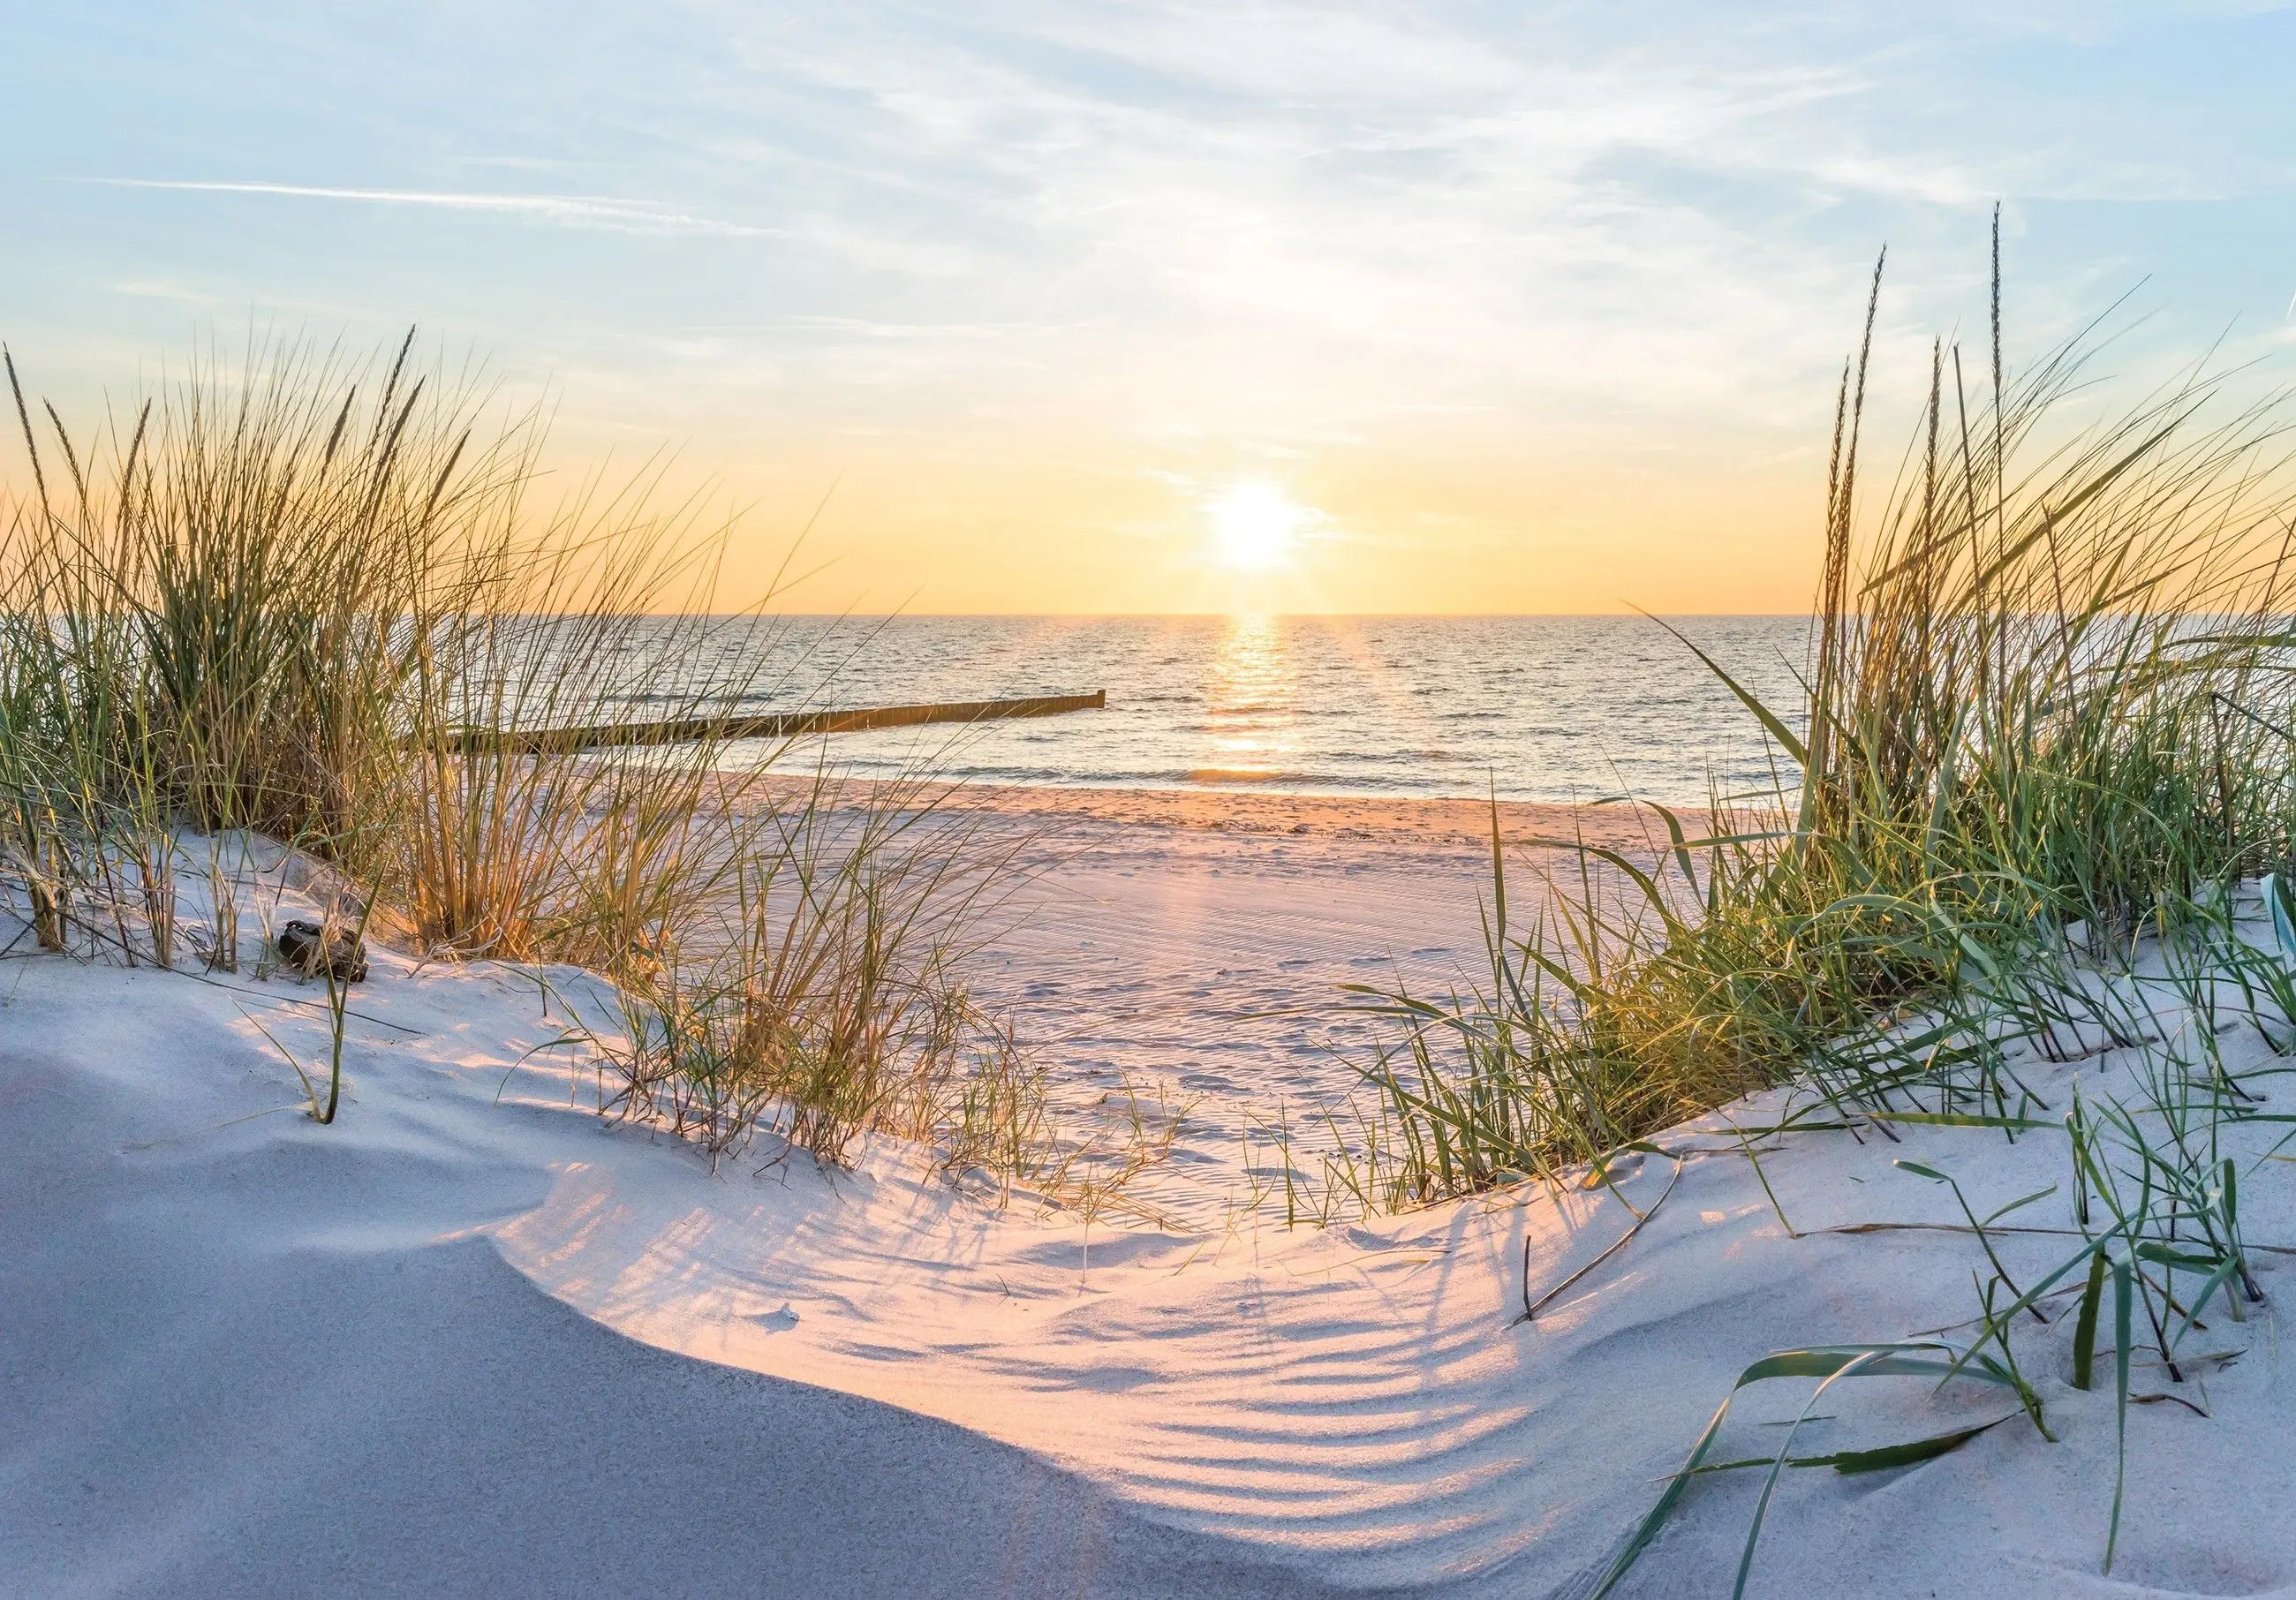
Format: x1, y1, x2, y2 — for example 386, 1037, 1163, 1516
15, 1, 2296, 608
774, 315, 1080, 340
83, 178, 773, 238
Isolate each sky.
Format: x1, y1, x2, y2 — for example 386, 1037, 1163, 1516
4, 2, 2296, 614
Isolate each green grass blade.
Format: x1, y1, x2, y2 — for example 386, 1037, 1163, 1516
2071, 1250, 2107, 1391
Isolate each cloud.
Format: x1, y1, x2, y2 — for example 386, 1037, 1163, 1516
774, 315, 1081, 340
82, 178, 773, 238
34, 3, 2296, 457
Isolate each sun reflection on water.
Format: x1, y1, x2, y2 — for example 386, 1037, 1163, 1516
1195, 614, 1296, 784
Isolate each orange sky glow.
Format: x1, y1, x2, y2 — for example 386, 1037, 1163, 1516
12, 7, 2296, 615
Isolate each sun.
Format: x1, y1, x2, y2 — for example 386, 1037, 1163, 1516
1206, 481, 1308, 572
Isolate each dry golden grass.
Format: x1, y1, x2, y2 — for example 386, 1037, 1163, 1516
0, 331, 1097, 1183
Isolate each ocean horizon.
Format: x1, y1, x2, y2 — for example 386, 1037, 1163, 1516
636, 613, 1813, 805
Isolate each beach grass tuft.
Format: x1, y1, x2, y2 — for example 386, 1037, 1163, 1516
1322, 230, 2296, 1589
1341, 235, 2296, 1584
1348, 238, 2296, 1208
0, 332, 1054, 1180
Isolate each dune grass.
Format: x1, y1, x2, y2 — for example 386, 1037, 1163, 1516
1579, 897, 2296, 1594
0, 331, 1068, 1182
1346, 241, 2296, 1208
1330, 233, 2296, 1585
545, 767, 1010, 1164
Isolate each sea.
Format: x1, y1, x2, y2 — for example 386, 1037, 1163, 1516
663, 614, 1810, 806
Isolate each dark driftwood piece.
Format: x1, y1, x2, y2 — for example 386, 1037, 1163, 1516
428, 691, 1108, 757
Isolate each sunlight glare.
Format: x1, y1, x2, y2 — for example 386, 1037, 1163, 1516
1207, 481, 1310, 573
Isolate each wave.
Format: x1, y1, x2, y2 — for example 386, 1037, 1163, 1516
571, 614, 1812, 805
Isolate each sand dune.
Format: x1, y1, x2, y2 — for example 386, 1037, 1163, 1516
7, 793, 2296, 1597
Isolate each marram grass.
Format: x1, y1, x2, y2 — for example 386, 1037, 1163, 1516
1347, 242, 2296, 1211
0, 331, 1093, 1189
1343, 236, 2296, 1590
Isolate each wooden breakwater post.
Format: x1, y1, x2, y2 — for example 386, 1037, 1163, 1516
431, 690, 1107, 756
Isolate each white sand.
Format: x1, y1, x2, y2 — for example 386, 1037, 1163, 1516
929, 783, 1694, 1226
7, 804, 2296, 1597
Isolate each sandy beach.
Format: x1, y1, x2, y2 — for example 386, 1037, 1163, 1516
779, 781, 1700, 1226
10, 789, 2296, 1597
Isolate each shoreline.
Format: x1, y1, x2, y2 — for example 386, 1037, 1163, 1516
743, 770, 1720, 853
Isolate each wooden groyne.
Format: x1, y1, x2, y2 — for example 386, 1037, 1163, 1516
433, 690, 1107, 756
